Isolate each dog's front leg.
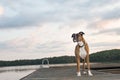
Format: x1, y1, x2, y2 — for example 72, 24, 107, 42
86, 54, 93, 76
75, 45, 81, 76
82, 59, 87, 74
85, 44, 93, 76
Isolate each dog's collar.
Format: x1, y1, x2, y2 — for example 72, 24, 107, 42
77, 41, 85, 48
79, 44, 85, 48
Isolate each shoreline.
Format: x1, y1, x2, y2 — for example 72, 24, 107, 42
49, 63, 120, 69
0, 63, 119, 71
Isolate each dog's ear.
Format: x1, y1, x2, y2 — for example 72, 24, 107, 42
79, 31, 85, 35
71, 33, 77, 42
71, 33, 75, 38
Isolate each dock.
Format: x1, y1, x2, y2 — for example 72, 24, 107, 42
20, 63, 120, 80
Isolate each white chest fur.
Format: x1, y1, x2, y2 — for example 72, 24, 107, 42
78, 41, 87, 59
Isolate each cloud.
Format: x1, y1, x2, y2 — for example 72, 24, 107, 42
0, 0, 120, 60
0, 35, 70, 53
0, 0, 54, 28
89, 41, 120, 53
102, 7, 120, 19
89, 18, 120, 35
93, 27, 120, 35
2, 0, 118, 29
91, 41, 120, 48
0, 42, 10, 49
88, 18, 120, 31
0, 6, 4, 16
0, 14, 44, 29
35, 41, 69, 53
86, 0, 120, 30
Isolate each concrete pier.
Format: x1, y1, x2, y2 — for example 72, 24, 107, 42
20, 63, 120, 80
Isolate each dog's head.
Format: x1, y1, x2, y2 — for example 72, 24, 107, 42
71, 31, 85, 42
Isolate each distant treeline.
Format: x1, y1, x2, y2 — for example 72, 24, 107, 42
0, 49, 120, 67
90, 49, 120, 62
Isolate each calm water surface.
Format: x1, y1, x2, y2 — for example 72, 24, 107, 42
0, 63, 76, 80
0, 65, 40, 80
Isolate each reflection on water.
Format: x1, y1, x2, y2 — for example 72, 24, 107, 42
0, 65, 40, 80
0, 63, 76, 80
0, 70, 34, 80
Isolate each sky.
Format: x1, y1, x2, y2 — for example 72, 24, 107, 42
0, 0, 120, 60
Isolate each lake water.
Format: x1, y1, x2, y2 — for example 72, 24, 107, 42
0, 63, 76, 80
0, 65, 40, 80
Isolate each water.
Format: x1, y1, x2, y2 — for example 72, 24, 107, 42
0, 65, 40, 80
0, 63, 76, 80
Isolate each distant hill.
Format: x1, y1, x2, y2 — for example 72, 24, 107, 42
0, 49, 120, 67
90, 49, 120, 62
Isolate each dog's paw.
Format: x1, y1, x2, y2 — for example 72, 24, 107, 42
88, 70, 93, 76
88, 73, 93, 76
77, 72, 81, 76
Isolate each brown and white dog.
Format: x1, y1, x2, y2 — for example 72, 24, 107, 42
72, 32, 93, 76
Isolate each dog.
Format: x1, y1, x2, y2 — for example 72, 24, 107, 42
72, 31, 93, 76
